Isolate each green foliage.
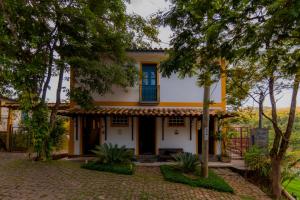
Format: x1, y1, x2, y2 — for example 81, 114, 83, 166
23, 103, 51, 160
283, 177, 300, 199
91, 143, 133, 165
227, 107, 300, 151
160, 165, 234, 193
82, 161, 134, 175
172, 152, 200, 173
0, 0, 158, 159
50, 117, 67, 151
281, 153, 300, 189
244, 146, 271, 177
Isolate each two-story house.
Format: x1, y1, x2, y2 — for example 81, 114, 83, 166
59, 49, 228, 158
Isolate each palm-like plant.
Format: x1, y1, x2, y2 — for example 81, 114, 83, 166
172, 152, 200, 173
91, 143, 133, 164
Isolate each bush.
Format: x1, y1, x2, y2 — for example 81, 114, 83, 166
244, 146, 271, 177
50, 117, 67, 151
160, 165, 234, 193
91, 143, 133, 164
172, 152, 200, 173
82, 161, 134, 175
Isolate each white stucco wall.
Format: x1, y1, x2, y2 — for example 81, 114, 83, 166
160, 75, 222, 103
78, 52, 223, 105
156, 117, 197, 153
101, 116, 136, 149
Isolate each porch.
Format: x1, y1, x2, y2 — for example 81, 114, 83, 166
59, 106, 232, 157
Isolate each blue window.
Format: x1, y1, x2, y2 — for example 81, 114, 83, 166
141, 64, 157, 101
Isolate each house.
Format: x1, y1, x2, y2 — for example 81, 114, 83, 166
0, 96, 20, 150
0, 100, 69, 151
59, 48, 229, 158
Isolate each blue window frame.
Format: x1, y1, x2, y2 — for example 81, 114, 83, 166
141, 64, 157, 101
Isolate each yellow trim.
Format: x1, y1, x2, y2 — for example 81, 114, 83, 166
93, 101, 224, 107
195, 119, 198, 155
220, 59, 227, 110
69, 118, 74, 155
127, 52, 167, 62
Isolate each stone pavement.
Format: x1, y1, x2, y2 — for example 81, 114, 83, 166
0, 153, 271, 200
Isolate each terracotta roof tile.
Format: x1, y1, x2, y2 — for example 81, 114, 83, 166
58, 106, 233, 118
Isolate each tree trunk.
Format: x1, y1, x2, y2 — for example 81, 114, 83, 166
271, 157, 282, 200
201, 83, 210, 178
41, 40, 57, 102
258, 92, 264, 128
50, 64, 64, 128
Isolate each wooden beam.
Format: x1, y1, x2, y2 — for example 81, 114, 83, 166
6, 108, 12, 151
131, 116, 134, 141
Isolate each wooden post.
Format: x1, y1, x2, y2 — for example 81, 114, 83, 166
240, 127, 243, 156
201, 84, 210, 178
131, 116, 134, 141
6, 108, 12, 151
214, 117, 218, 156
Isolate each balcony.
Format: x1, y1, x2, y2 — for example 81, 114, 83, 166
139, 85, 160, 104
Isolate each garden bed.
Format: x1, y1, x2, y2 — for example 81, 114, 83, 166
81, 161, 134, 175
160, 165, 234, 193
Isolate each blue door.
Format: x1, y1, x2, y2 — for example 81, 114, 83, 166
142, 64, 157, 101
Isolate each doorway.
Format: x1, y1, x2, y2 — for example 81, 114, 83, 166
82, 116, 101, 154
139, 117, 156, 155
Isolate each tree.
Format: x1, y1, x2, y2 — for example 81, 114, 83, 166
160, 0, 299, 198
158, 1, 223, 178
0, 0, 158, 160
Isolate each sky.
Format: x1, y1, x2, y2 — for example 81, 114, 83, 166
47, 0, 299, 108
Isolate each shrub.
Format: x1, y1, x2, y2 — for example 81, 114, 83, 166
244, 145, 271, 177
50, 117, 67, 151
172, 152, 200, 173
91, 143, 133, 165
82, 161, 134, 175
160, 165, 234, 193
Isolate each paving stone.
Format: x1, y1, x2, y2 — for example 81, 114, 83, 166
0, 153, 271, 200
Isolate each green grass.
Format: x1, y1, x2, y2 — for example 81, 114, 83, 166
160, 165, 234, 193
81, 161, 134, 175
284, 177, 300, 199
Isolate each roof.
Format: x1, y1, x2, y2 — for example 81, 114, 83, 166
127, 48, 167, 53
58, 106, 234, 118
0, 95, 16, 102
0, 103, 70, 110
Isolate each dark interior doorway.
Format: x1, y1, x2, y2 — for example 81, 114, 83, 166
82, 116, 100, 154
198, 116, 215, 155
139, 117, 156, 155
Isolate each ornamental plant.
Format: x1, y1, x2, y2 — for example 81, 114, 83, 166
172, 152, 200, 173
91, 143, 133, 165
